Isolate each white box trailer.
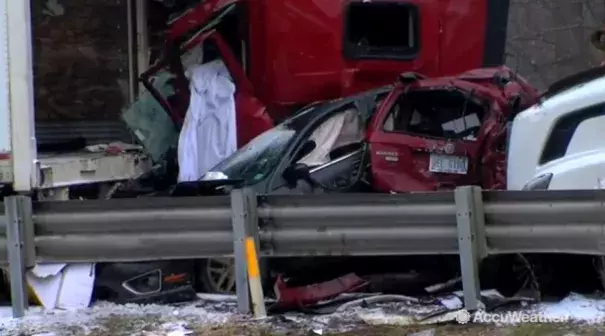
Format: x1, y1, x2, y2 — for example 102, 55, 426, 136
0, 0, 155, 318
0, 0, 36, 192
0, 1, 152, 198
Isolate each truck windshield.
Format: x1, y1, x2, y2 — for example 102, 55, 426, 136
210, 126, 297, 185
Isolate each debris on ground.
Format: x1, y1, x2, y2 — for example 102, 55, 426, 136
4, 291, 605, 335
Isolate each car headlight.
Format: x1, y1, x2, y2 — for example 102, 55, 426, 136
522, 173, 553, 190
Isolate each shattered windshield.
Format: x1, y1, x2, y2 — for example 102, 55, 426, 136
210, 127, 297, 185
208, 104, 318, 184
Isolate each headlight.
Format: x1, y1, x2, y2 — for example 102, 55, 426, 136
522, 173, 553, 190
122, 269, 162, 295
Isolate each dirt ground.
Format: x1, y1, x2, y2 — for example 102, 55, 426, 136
79, 315, 604, 336
191, 324, 602, 336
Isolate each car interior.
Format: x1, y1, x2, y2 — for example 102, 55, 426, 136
296, 107, 364, 168
282, 106, 367, 192
383, 89, 486, 141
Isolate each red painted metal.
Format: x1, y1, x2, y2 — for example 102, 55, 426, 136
167, 0, 237, 41
272, 273, 368, 310
165, 0, 495, 124
140, 29, 273, 147
367, 66, 539, 192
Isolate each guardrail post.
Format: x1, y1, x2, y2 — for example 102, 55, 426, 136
5, 195, 34, 318
231, 188, 266, 318
455, 186, 487, 311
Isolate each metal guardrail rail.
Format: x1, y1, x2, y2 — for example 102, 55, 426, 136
2, 188, 605, 263
3, 186, 605, 318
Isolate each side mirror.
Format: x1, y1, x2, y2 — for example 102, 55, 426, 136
282, 163, 311, 186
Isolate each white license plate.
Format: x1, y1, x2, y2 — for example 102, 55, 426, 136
429, 154, 468, 175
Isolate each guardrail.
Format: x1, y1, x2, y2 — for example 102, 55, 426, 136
3, 186, 605, 318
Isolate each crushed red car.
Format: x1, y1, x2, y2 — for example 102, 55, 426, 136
368, 66, 539, 191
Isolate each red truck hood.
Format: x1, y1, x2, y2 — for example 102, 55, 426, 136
167, 0, 238, 41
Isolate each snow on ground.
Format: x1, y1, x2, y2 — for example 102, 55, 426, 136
531, 293, 605, 323
0, 300, 236, 336
3, 292, 605, 335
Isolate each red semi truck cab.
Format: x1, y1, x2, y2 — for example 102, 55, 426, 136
138, 0, 511, 150
167, 0, 510, 120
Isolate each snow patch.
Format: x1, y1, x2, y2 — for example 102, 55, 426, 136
0, 300, 234, 335
531, 292, 605, 323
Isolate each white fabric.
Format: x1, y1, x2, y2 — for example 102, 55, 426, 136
297, 108, 360, 167
181, 45, 204, 69
178, 60, 237, 182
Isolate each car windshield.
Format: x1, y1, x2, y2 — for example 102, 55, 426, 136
208, 104, 320, 184
209, 126, 297, 184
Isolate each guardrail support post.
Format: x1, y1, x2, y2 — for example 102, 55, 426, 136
455, 186, 487, 311
231, 188, 266, 318
5, 195, 34, 318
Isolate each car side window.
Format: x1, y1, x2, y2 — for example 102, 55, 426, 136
382, 91, 486, 141
296, 107, 363, 167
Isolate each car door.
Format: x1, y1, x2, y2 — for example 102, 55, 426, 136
142, 26, 274, 148
166, 1, 274, 147
202, 32, 274, 147
367, 88, 481, 192
269, 104, 367, 194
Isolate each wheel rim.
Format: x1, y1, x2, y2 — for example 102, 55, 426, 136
205, 258, 236, 293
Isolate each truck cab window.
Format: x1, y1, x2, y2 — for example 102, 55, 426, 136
172, 3, 247, 69
383, 90, 485, 141
344, 2, 418, 60
210, 4, 246, 67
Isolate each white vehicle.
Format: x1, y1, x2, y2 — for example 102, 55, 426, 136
507, 67, 605, 190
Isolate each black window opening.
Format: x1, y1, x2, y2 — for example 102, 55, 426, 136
539, 103, 605, 165
344, 2, 419, 61
383, 90, 486, 141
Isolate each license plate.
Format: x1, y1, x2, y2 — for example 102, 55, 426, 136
429, 154, 468, 175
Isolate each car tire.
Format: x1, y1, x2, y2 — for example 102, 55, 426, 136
195, 258, 272, 295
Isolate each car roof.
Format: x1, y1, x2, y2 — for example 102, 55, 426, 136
285, 85, 393, 128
